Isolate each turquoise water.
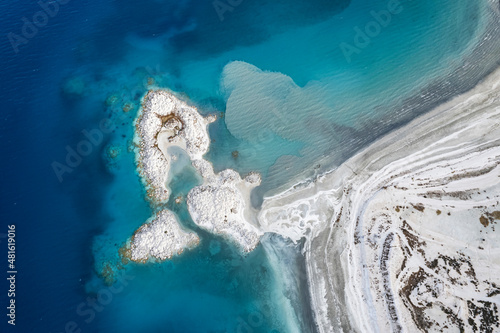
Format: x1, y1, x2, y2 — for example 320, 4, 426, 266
2, 0, 499, 331
89, 0, 497, 331
65, 0, 491, 195
84, 0, 499, 331
92, 123, 304, 331
141, 0, 491, 194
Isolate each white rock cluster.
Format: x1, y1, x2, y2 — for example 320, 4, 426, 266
130, 89, 263, 259
188, 161, 263, 252
135, 90, 215, 203
130, 210, 200, 262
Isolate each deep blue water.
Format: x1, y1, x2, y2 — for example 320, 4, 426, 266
0, 0, 495, 332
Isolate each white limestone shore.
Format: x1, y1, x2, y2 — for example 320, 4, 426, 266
130, 89, 263, 259
259, 68, 500, 331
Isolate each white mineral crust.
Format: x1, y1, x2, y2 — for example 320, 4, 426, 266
130, 210, 200, 261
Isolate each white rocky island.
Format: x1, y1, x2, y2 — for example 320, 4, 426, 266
188, 160, 263, 252
124, 89, 263, 262
127, 210, 200, 262
135, 90, 215, 204
259, 69, 500, 331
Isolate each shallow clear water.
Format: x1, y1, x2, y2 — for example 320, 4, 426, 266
1, 0, 498, 332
